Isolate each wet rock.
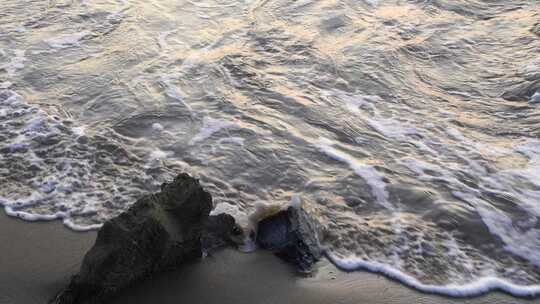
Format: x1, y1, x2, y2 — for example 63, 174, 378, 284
202, 213, 243, 254
52, 173, 213, 304
256, 206, 322, 273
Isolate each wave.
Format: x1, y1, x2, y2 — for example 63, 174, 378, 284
326, 253, 540, 298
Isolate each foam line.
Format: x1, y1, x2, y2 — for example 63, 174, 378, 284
325, 252, 540, 298
3, 205, 102, 231
189, 116, 239, 145
63, 219, 103, 232
316, 137, 389, 206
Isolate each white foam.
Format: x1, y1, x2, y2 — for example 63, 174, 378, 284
514, 139, 540, 160
157, 30, 177, 49
317, 137, 389, 206
509, 161, 540, 189
4, 206, 67, 221
160, 74, 193, 111
399, 157, 442, 179
341, 94, 381, 112
339, 93, 416, 140
3, 205, 102, 231
530, 92, 540, 104
506, 139, 540, 213
63, 219, 103, 231
452, 138, 540, 264
189, 116, 239, 145
151, 122, 164, 132
45, 31, 90, 49
366, 116, 417, 140
287, 195, 303, 208
72, 126, 86, 136
2, 49, 26, 76
325, 252, 540, 297
476, 202, 540, 267
0, 88, 165, 230
188, 0, 237, 8
149, 149, 174, 161
446, 127, 467, 142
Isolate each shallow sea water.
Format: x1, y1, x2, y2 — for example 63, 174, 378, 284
1, 0, 540, 296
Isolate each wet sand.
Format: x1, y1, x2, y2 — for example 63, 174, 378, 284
0, 212, 538, 304
0, 212, 95, 303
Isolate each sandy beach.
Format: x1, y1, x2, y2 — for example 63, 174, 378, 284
0, 213, 95, 303
1, 212, 537, 304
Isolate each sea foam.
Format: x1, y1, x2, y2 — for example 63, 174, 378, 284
190, 116, 240, 145
316, 137, 389, 207
326, 253, 540, 297
45, 31, 91, 49
530, 92, 540, 104
0, 89, 169, 228
1, 49, 26, 76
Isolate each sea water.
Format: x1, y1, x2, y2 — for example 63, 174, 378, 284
1, 0, 539, 297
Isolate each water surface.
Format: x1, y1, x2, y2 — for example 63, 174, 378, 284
1, 0, 540, 295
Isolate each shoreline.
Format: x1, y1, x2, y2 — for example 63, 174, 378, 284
1, 211, 538, 304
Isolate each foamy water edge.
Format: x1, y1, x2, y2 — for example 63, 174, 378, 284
325, 252, 540, 297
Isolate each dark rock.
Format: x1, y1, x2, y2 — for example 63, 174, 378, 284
256, 206, 322, 273
202, 213, 243, 254
52, 173, 213, 304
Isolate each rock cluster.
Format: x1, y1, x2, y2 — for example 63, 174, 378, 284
52, 173, 321, 303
